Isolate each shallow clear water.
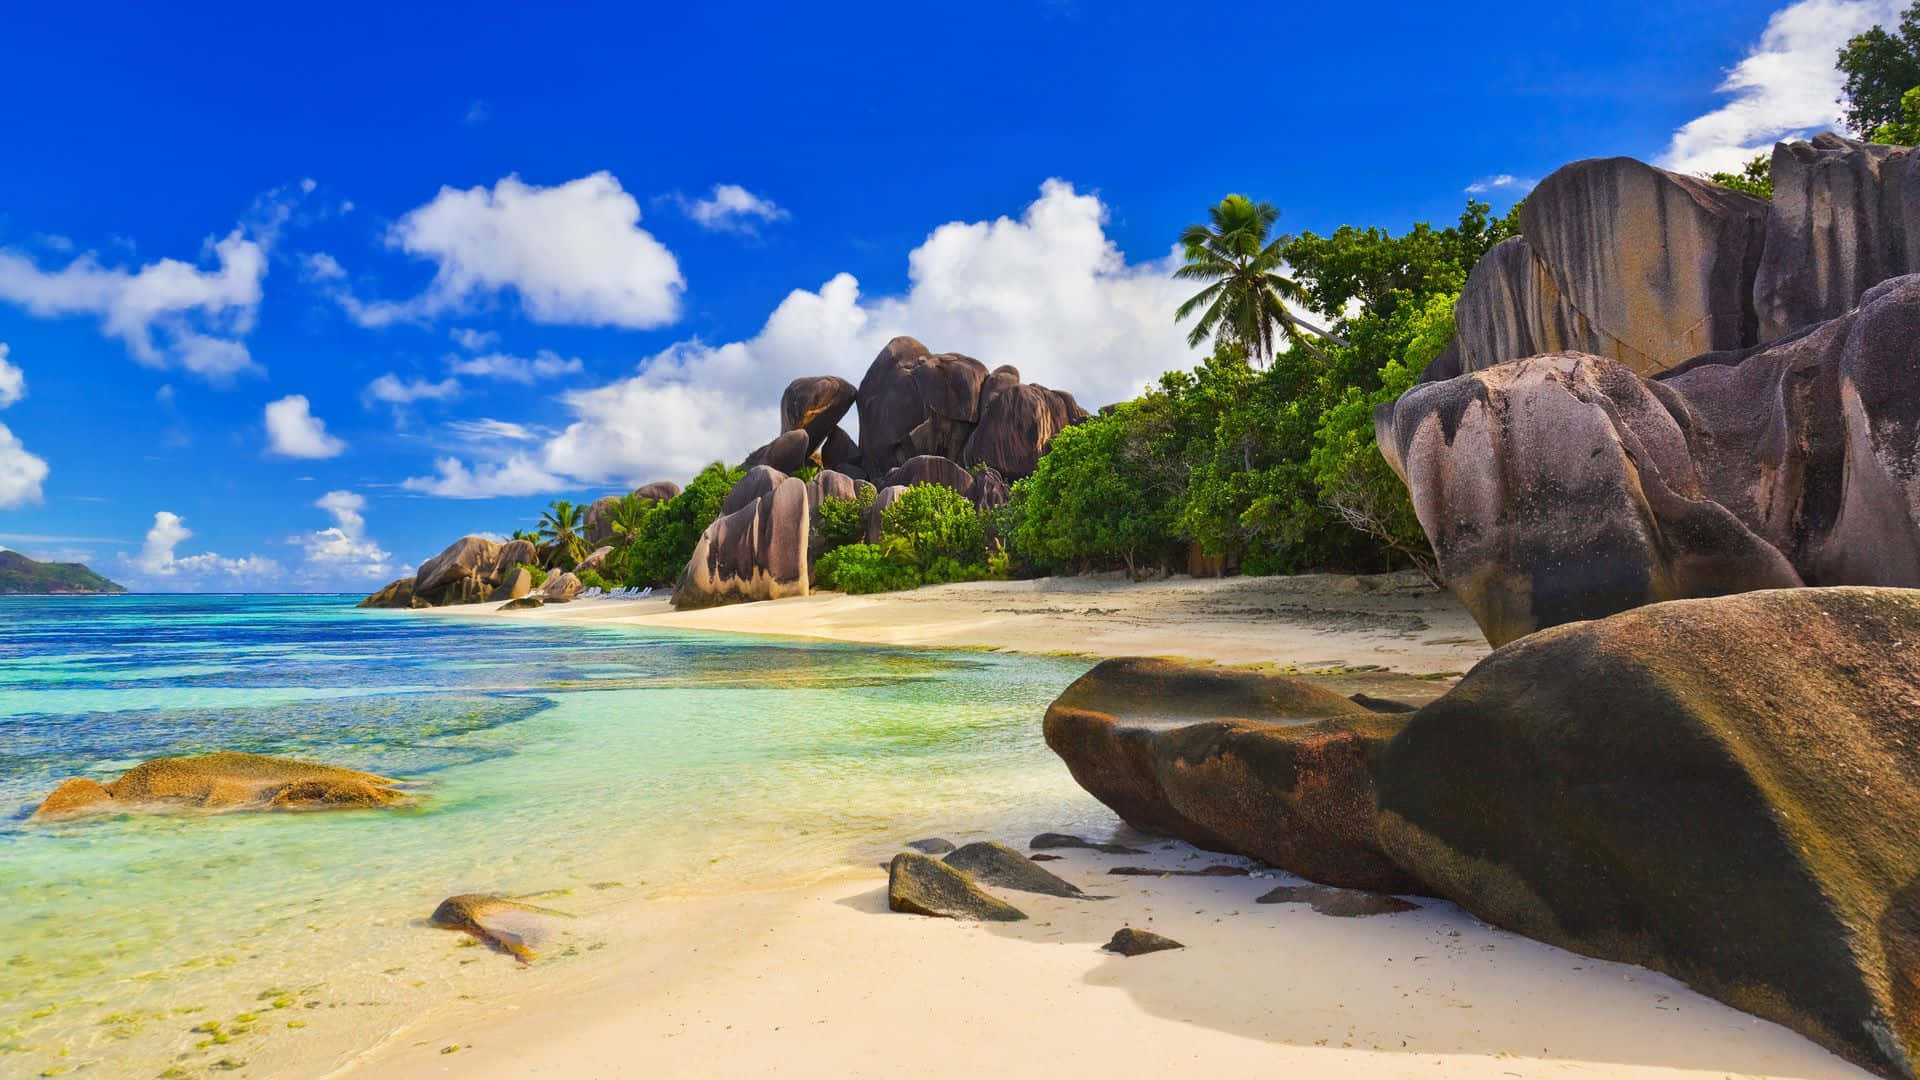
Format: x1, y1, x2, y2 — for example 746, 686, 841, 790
0, 595, 1102, 1076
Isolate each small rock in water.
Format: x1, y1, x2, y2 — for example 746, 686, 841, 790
1108, 865, 1248, 878
887, 853, 1027, 922
1029, 853, 1063, 862
1348, 693, 1419, 714
943, 841, 1085, 898
1030, 831, 1146, 855
906, 837, 956, 855
1103, 928, 1184, 956
500, 596, 544, 611
1256, 884, 1419, 917
428, 894, 568, 962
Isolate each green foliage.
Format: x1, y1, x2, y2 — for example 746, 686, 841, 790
1707, 154, 1774, 199
617, 463, 744, 587
1174, 194, 1334, 365
1839, 5, 1920, 134
814, 489, 874, 558
575, 568, 612, 591
814, 541, 923, 594
515, 562, 549, 588
999, 404, 1181, 578
1874, 85, 1920, 145
880, 484, 989, 572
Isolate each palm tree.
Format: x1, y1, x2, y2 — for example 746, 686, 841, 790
510, 528, 538, 544
537, 500, 588, 569
1173, 195, 1345, 365
607, 493, 654, 546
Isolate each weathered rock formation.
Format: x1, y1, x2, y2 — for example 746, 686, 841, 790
878, 454, 975, 494
1380, 273, 1920, 646
674, 474, 811, 609
743, 428, 812, 474
780, 375, 857, 452
1442, 156, 1768, 378
584, 481, 680, 545
1378, 587, 1920, 1080
32, 752, 407, 820
365, 535, 537, 609
962, 369, 1089, 479
428, 894, 567, 962
1043, 658, 1422, 893
943, 841, 1086, 898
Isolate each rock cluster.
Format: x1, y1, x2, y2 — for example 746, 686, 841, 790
361, 535, 536, 610
1046, 587, 1920, 1079
1383, 135, 1920, 644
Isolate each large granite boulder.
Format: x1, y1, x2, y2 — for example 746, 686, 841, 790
743, 428, 811, 474
1447, 157, 1768, 377
1380, 273, 1920, 646
856, 336, 989, 472
1044, 658, 1422, 893
887, 852, 1027, 922
722, 465, 788, 516
585, 483, 681, 544
1755, 133, 1920, 342
633, 480, 681, 502
878, 455, 975, 495
866, 484, 907, 543
818, 426, 863, 477
489, 565, 534, 602
1376, 352, 1802, 647
358, 576, 423, 609
675, 475, 811, 609
540, 570, 582, 602
968, 466, 1010, 512
32, 752, 406, 820
961, 374, 1089, 478
1377, 587, 1920, 1079
780, 376, 857, 452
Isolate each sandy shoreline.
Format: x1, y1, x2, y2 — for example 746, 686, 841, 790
429, 571, 1491, 678
372, 575, 1869, 1079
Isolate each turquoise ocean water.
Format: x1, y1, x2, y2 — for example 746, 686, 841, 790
0, 594, 1102, 1076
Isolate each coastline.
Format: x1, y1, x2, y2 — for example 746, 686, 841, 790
420, 571, 1490, 678
368, 574, 1875, 1079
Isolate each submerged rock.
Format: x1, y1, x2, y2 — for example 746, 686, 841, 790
1377, 587, 1920, 1079
1108, 865, 1248, 878
1044, 658, 1421, 892
1256, 884, 1418, 917
500, 596, 544, 611
1102, 928, 1184, 957
886, 852, 1026, 922
943, 841, 1085, 898
906, 837, 956, 855
427, 894, 567, 962
31, 752, 407, 820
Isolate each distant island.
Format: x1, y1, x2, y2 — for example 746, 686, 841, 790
0, 550, 126, 594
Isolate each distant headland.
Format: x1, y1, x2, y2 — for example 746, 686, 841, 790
0, 550, 126, 594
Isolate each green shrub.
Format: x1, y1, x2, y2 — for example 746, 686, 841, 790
814, 489, 873, 558
881, 484, 988, 571
575, 568, 612, 591
814, 541, 923, 594
619, 462, 743, 587
516, 562, 549, 587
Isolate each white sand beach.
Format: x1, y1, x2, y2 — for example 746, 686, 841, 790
373, 575, 1873, 1079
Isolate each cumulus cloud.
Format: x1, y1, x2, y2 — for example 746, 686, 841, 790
1661, 0, 1901, 175
448, 348, 583, 383
0, 226, 268, 379
336, 172, 685, 330
412, 179, 1194, 494
0, 343, 24, 409
0, 423, 48, 508
675, 183, 791, 235
296, 490, 396, 581
450, 327, 499, 350
128, 511, 282, 585
364, 373, 461, 405
1464, 174, 1537, 195
264, 394, 347, 458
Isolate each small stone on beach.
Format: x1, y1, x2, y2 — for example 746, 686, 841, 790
943, 841, 1085, 898
1030, 832, 1146, 855
1255, 883, 1419, 917
1102, 928, 1184, 956
887, 852, 1027, 922
1108, 865, 1248, 878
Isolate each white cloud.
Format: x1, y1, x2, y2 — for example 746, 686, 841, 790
402, 454, 567, 498
364, 373, 461, 405
264, 394, 347, 458
0, 343, 24, 408
415, 179, 1194, 494
464, 99, 489, 127
336, 172, 684, 330
0, 423, 48, 507
1661, 0, 1900, 175
0, 225, 268, 379
450, 326, 499, 350
677, 183, 791, 235
296, 490, 396, 581
1464, 174, 1537, 195
445, 417, 540, 442
448, 348, 583, 383
127, 511, 282, 586
301, 252, 346, 282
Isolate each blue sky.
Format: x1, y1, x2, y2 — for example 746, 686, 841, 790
0, 0, 1890, 589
